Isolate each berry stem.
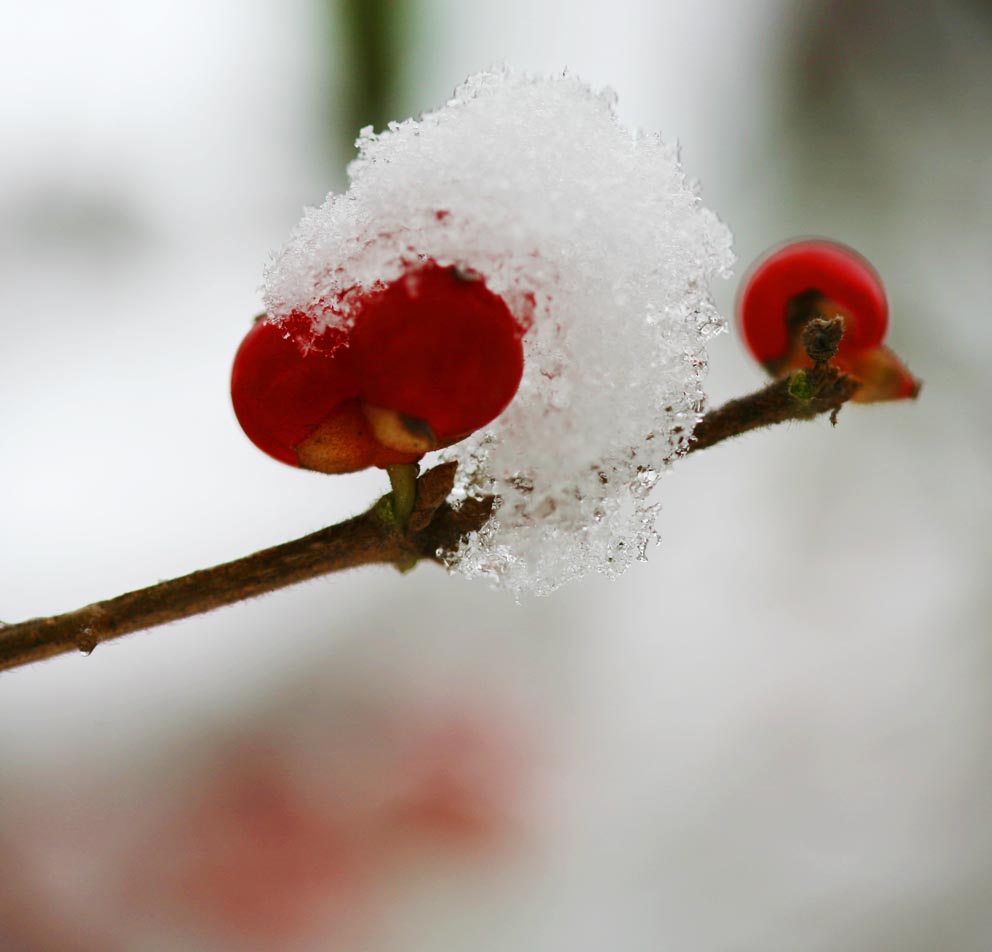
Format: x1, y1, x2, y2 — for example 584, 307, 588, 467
385, 462, 420, 528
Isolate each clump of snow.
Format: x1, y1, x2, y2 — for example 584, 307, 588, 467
265, 66, 733, 596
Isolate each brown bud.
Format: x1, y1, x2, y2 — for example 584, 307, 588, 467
801, 316, 845, 364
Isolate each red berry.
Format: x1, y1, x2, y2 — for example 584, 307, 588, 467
737, 239, 887, 365
232, 263, 526, 472
232, 313, 419, 473
349, 263, 525, 452
231, 314, 358, 467
736, 239, 918, 402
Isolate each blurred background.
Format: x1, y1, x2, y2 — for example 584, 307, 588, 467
2, 0, 991, 949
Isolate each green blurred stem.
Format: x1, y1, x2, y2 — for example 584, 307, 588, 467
329, 0, 409, 162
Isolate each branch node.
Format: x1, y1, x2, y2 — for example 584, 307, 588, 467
72, 605, 109, 656
408, 461, 459, 532
788, 369, 813, 402
372, 494, 399, 527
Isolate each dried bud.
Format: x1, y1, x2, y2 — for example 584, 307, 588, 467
801, 316, 845, 364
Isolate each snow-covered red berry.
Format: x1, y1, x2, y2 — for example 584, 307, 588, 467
232, 264, 525, 472
350, 263, 525, 453
260, 68, 736, 595
736, 239, 919, 402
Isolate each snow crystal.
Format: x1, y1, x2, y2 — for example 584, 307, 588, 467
264, 66, 734, 596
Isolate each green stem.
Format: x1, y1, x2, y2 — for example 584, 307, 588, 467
386, 462, 419, 528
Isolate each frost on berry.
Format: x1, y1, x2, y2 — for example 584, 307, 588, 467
264, 67, 733, 596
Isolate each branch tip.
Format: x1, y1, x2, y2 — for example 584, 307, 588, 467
801, 316, 844, 365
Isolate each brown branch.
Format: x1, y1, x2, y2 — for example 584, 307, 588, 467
0, 462, 488, 674
689, 317, 858, 453
689, 367, 858, 453
0, 321, 859, 674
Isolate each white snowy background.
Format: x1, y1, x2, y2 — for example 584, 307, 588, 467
1, 1, 990, 950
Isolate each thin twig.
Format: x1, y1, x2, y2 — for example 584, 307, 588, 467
0, 326, 858, 674
0, 463, 486, 673
689, 363, 858, 453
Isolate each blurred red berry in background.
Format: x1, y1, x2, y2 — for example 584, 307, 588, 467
736, 238, 920, 402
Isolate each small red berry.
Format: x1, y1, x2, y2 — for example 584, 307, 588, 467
736, 238, 919, 402
349, 263, 525, 452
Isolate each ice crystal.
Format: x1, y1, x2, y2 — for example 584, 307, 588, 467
264, 66, 734, 596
